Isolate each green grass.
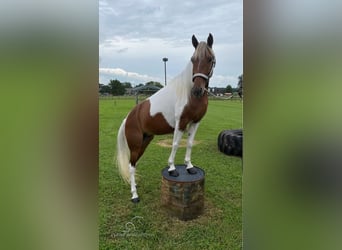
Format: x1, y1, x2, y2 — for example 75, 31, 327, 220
99, 97, 242, 249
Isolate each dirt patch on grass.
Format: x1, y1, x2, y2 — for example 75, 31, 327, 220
156, 138, 201, 148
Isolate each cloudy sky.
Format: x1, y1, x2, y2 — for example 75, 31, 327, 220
99, 0, 242, 88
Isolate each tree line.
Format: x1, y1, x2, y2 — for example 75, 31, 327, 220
99, 80, 163, 96
99, 74, 242, 96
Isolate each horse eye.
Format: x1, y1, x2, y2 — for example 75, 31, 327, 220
191, 56, 195, 62
208, 57, 213, 63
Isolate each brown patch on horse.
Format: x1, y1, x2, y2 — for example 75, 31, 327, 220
138, 100, 174, 135
126, 100, 174, 135
179, 81, 208, 131
125, 100, 174, 165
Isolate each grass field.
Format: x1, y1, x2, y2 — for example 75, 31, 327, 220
99, 97, 243, 249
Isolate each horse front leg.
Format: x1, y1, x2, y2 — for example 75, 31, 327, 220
168, 124, 184, 177
184, 122, 200, 174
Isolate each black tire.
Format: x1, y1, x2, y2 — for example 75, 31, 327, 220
217, 129, 243, 157
217, 129, 241, 151
217, 131, 226, 152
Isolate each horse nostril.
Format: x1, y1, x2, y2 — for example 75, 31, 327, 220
191, 86, 204, 98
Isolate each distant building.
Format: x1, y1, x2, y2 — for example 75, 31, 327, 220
208, 87, 226, 95
125, 88, 133, 95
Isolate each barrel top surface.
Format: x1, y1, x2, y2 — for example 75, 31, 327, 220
161, 165, 205, 183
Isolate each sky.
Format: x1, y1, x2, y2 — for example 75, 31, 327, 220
99, 0, 242, 88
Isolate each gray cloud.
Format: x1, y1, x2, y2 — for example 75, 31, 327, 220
99, 0, 242, 87
116, 47, 128, 53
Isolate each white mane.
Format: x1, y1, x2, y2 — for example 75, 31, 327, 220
148, 60, 193, 127
166, 61, 193, 105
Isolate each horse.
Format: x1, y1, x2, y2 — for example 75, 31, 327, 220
116, 33, 216, 203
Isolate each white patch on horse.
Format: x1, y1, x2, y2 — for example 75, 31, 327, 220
148, 62, 193, 128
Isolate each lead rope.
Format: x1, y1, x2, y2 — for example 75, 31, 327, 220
204, 88, 234, 100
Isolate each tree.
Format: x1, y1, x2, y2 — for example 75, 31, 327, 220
109, 79, 125, 95
99, 84, 111, 94
123, 82, 132, 89
226, 84, 233, 93
145, 81, 163, 88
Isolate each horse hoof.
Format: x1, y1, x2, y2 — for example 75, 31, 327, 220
168, 170, 179, 177
131, 197, 140, 203
187, 168, 197, 175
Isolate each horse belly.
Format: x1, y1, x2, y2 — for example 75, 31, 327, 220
145, 112, 174, 135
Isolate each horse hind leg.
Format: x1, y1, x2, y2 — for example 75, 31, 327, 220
126, 130, 142, 203
128, 133, 154, 203
140, 133, 154, 156
129, 163, 139, 203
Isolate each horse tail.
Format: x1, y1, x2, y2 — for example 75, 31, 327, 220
116, 118, 130, 183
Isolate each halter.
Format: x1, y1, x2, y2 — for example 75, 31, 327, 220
191, 57, 216, 98
192, 57, 216, 83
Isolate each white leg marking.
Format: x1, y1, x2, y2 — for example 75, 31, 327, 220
168, 124, 184, 172
184, 123, 200, 169
129, 164, 138, 199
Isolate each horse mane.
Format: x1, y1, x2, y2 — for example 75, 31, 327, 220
164, 61, 192, 105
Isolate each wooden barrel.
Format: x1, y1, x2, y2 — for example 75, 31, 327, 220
161, 165, 205, 220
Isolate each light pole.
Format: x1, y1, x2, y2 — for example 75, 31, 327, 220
162, 57, 168, 86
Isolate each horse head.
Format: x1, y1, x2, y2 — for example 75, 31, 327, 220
191, 33, 216, 98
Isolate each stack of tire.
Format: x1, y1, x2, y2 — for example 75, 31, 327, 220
217, 129, 243, 157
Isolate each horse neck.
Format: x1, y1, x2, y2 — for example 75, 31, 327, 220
168, 61, 193, 99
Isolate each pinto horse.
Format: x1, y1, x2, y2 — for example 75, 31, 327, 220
117, 34, 215, 202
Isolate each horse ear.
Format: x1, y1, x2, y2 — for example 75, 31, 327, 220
207, 33, 213, 48
192, 35, 199, 48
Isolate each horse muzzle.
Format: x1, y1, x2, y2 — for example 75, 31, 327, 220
191, 86, 206, 98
